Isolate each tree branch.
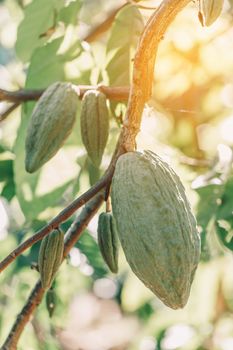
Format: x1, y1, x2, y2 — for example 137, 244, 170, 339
0, 103, 20, 122
0, 167, 114, 273
0, 85, 129, 104
121, 0, 191, 152
82, 3, 127, 43
1, 192, 104, 350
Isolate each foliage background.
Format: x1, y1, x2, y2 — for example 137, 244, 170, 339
0, 0, 233, 349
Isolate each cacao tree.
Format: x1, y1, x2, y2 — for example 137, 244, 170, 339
0, 0, 233, 349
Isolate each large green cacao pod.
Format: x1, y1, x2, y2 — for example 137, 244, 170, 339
38, 228, 64, 289
80, 90, 109, 167
25, 81, 78, 173
111, 151, 200, 309
97, 212, 119, 273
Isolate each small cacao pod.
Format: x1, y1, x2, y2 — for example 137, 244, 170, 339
111, 151, 200, 309
97, 212, 119, 273
80, 90, 109, 168
38, 228, 64, 289
198, 0, 223, 26
25, 81, 78, 173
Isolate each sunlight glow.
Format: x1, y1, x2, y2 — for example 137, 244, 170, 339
93, 278, 117, 299
161, 324, 195, 350
220, 116, 233, 144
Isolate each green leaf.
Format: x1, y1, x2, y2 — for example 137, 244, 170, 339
77, 231, 107, 279
0, 160, 13, 182
106, 4, 144, 87
215, 219, 233, 251
195, 184, 223, 232
16, 0, 63, 62
1, 180, 15, 201
106, 4, 144, 115
13, 38, 75, 219
26, 37, 65, 89
215, 177, 233, 251
59, 0, 82, 25
216, 177, 233, 220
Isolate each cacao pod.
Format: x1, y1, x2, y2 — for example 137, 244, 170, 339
25, 81, 78, 173
198, 0, 223, 26
80, 90, 109, 167
97, 212, 119, 273
111, 151, 200, 309
38, 228, 64, 289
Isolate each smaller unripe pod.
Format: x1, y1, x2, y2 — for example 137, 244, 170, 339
38, 228, 64, 289
97, 212, 119, 273
80, 90, 109, 168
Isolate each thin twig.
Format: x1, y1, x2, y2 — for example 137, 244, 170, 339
82, 3, 127, 43
0, 89, 43, 103
0, 103, 20, 122
0, 85, 129, 104
0, 167, 114, 273
179, 155, 210, 167
1, 192, 104, 350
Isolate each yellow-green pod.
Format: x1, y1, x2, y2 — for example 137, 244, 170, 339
38, 228, 64, 289
97, 212, 119, 273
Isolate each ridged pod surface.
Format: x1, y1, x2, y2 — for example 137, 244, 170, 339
38, 228, 64, 289
97, 212, 119, 273
198, 0, 223, 26
111, 151, 200, 309
80, 90, 109, 167
25, 81, 78, 173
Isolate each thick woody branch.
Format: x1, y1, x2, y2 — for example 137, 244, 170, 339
1, 192, 104, 350
0, 167, 114, 273
121, 0, 191, 151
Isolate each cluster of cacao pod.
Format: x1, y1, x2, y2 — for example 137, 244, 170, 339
25, 82, 110, 173
98, 151, 200, 309
28, 82, 200, 309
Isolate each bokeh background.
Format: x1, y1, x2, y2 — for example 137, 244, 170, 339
0, 1, 233, 349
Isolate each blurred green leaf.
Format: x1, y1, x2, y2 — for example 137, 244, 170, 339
106, 4, 144, 83
59, 0, 82, 25
16, 0, 63, 61
216, 177, 233, 220
195, 183, 223, 232
0, 160, 13, 182
215, 177, 233, 251
1, 180, 15, 201
106, 4, 143, 115
77, 231, 108, 278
